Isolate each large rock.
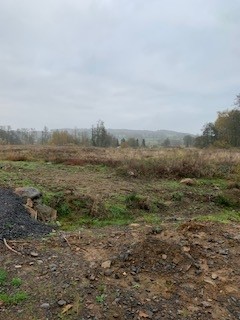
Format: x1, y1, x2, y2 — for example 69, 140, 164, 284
15, 187, 42, 201
15, 187, 57, 222
34, 203, 57, 222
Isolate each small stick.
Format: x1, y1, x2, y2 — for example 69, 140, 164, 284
3, 238, 22, 255
62, 235, 71, 248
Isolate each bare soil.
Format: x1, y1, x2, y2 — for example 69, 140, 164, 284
0, 221, 240, 320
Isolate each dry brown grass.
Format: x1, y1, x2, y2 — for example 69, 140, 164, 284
0, 145, 239, 179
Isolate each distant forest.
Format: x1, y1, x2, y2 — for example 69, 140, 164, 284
0, 121, 191, 148
1, 94, 239, 148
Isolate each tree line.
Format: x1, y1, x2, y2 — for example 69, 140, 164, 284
1, 94, 239, 149
195, 94, 240, 148
0, 121, 146, 148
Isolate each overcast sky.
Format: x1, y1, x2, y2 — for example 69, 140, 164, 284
0, 0, 239, 133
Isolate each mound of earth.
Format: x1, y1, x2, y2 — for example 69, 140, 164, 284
0, 188, 53, 240
1, 221, 239, 319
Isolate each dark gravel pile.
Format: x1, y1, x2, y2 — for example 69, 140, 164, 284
0, 188, 53, 240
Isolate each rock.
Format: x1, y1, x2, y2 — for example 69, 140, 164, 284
26, 198, 34, 208
101, 260, 112, 269
35, 203, 57, 222
129, 223, 140, 227
128, 171, 137, 177
58, 299, 67, 306
151, 227, 163, 234
104, 269, 113, 277
41, 303, 50, 309
15, 187, 42, 200
139, 310, 152, 318
219, 249, 229, 255
211, 273, 218, 280
180, 178, 197, 186
30, 251, 39, 257
162, 254, 167, 260
49, 263, 57, 271
55, 221, 61, 227
201, 301, 212, 308
24, 206, 38, 220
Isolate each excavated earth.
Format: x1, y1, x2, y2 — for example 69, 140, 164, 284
0, 189, 240, 319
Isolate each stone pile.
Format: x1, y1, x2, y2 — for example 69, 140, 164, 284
15, 187, 57, 222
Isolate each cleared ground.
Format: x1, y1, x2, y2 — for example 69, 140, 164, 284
0, 146, 240, 319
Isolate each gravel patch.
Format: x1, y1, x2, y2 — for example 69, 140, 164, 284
0, 188, 53, 240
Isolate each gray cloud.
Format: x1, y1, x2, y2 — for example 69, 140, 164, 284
0, 0, 239, 133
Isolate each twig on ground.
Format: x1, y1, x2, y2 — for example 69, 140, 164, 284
3, 238, 22, 255
62, 235, 71, 248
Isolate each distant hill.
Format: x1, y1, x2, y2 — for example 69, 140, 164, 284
61, 128, 194, 146
108, 129, 194, 146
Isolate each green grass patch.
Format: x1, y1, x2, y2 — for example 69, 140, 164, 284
159, 180, 181, 190
172, 191, 184, 201
60, 214, 133, 230
11, 277, 22, 287
0, 269, 28, 305
141, 213, 162, 224
0, 269, 7, 285
196, 210, 240, 223
198, 178, 228, 189
96, 294, 106, 304
0, 291, 28, 305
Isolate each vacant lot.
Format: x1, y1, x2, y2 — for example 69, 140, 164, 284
0, 146, 239, 319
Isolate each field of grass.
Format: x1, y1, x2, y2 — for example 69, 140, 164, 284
0, 145, 239, 228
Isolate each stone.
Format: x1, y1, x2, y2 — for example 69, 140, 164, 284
41, 303, 50, 309
201, 301, 212, 308
35, 203, 57, 222
30, 251, 39, 257
26, 198, 34, 208
211, 273, 218, 280
49, 263, 57, 271
15, 187, 42, 200
58, 299, 67, 306
24, 206, 38, 220
101, 260, 112, 269
104, 269, 113, 276
180, 178, 197, 186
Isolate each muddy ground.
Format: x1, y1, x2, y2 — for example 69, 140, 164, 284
0, 221, 240, 320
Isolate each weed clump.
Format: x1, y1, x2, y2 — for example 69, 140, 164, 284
0, 269, 28, 305
125, 193, 150, 211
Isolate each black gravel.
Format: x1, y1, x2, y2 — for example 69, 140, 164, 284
0, 188, 53, 240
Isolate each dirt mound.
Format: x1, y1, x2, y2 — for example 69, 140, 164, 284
110, 222, 240, 319
0, 221, 239, 319
0, 188, 53, 240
